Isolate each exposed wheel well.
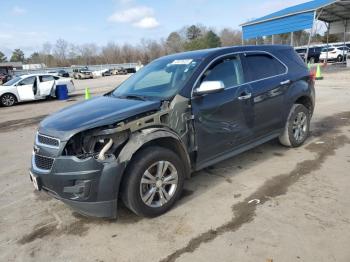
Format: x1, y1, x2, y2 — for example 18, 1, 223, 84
125, 137, 191, 178
295, 96, 313, 115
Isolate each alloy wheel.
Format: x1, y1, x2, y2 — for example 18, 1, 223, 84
140, 160, 178, 208
1, 94, 15, 106
292, 111, 307, 142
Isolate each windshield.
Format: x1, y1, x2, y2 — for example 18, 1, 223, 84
2, 76, 21, 86
112, 57, 201, 100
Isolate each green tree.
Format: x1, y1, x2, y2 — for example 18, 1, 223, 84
0, 51, 7, 62
166, 32, 184, 54
205, 30, 221, 48
186, 25, 202, 40
10, 49, 25, 62
27, 52, 42, 64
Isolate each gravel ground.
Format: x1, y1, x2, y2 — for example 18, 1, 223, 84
0, 70, 349, 262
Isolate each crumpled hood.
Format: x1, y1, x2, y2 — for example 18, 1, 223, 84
39, 96, 161, 141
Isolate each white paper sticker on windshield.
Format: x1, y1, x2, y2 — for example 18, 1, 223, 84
170, 59, 193, 65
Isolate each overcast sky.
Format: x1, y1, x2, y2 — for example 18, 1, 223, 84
0, 0, 307, 57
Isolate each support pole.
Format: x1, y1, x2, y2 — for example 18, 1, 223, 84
326, 23, 330, 65
305, 10, 323, 64
272, 34, 274, 45
291, 31, 294, 46
343, 20, 347, 63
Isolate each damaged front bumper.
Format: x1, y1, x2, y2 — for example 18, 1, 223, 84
30, 150, 126, 218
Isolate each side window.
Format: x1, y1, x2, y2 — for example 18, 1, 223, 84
200, 55, 244, 88
18, 76, 36, 86
39, 75, 55, 82
244, 53, 286, 82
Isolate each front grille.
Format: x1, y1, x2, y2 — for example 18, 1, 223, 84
37, 134, 59, 147
34, 154, 54, 170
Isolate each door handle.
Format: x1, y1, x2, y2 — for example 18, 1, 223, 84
238, 92, 252, 100
280, 79, 291, 85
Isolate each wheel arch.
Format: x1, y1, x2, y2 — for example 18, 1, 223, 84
118, 128, 192, 179
0, 92, 19, 104
295, 95, 314, 115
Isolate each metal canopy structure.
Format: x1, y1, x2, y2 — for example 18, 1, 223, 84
241, 0, 334, 40
240, 0, 350, 62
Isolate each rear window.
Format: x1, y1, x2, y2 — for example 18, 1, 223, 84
244, 53, 286, 81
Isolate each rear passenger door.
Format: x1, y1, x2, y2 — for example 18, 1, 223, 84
241, 52, 289, 137
38, 75, 55, 97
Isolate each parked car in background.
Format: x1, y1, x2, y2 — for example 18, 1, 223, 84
58, 70, 70, 77
73, 68, 93, 79
0, 74, 75, 106
48, 70, 70, 78
30, 45, 315, 218
320, 46, 350, 62
112, 67, 128, 75
102, 69, 112, 76
295, 47, 322, 63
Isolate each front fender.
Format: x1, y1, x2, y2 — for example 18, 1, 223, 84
117, 127, 191, 177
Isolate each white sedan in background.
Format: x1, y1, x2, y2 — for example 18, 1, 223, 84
0, 74, 75, 107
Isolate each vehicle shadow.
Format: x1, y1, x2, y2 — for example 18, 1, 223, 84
114, 138, 290, 223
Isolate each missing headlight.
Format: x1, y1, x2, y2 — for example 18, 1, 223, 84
63, 130, 129, 160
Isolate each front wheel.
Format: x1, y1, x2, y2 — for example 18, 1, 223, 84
121, 146, 185, 217
1, 93, 17, 107
279, 104, 310, 147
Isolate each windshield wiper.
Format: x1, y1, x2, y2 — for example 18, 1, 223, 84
119, 94, 147, 101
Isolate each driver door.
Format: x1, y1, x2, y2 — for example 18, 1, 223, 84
16, 76, 36, 101
191, 54, 254, 165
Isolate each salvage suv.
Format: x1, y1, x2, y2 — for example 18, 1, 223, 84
30, 45, 315, 218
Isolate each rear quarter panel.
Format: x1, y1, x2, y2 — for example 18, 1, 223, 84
274, 48, 314, 121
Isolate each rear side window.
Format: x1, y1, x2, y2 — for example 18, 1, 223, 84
200, 55, 244, 88
244, 53, 286, 81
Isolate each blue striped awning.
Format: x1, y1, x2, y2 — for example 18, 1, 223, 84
241, 0, 336, 40
243, 12, 315, 40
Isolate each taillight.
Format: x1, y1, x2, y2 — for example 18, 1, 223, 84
310, 71, 316, 82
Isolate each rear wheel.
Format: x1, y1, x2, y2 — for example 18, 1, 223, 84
121, 146, 185, 217
1, 93, 16, 107
279, 104, 310, 147
337, 55, 343, 62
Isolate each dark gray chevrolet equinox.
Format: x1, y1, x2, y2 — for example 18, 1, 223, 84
30, 45, 315, 218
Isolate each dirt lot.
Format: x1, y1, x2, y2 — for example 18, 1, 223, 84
0, 71, 350, 262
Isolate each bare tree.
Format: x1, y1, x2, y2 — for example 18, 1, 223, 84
53, 39, 69, 66
220, 28, 242, 46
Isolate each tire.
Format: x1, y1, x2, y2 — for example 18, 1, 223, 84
1, 93, 17, 107
121, 146, 185, 217
279, 104, 310, 147
337, 55, 343, 62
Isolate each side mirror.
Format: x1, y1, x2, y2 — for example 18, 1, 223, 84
194, 81, 224, 95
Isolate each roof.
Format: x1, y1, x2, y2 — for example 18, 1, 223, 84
317, 0, 350, 23
158, 45, 293, 61
241, 0, 335, 26
241, 0, 350, 40
0, 62, 23, 68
